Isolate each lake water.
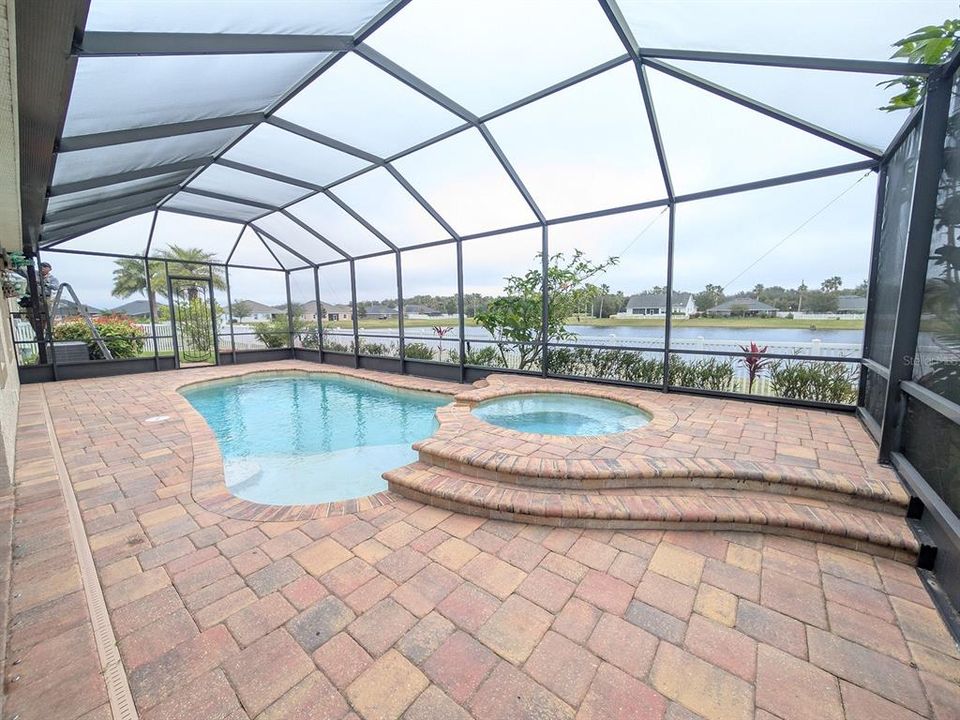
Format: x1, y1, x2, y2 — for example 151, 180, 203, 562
386, 324, 864, 347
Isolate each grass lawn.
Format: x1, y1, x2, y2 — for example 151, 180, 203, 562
328, 317, 865, 331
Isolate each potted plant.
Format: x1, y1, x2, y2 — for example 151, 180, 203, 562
2, 275, 23, 299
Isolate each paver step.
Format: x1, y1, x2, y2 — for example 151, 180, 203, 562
415, 445, 907, 515
384, 462, 919, 563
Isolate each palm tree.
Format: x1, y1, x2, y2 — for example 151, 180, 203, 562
111, 245, 225, 320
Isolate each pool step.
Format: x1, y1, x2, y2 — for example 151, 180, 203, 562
414, 444, 908, 516
384, 462, 919, 562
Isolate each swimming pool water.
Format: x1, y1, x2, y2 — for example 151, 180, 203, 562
182, 373, 448, 505
472, 393, 650, 436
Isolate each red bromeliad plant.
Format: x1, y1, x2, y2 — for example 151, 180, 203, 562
738, 341, 773, 394
433, 326, 453, 362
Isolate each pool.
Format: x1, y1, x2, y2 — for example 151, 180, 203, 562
471, 393, 651, 436
182, 373, 449, 505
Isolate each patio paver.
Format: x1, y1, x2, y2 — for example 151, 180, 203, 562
3, 361, 958, 720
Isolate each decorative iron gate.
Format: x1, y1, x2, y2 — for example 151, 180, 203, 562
166, 274, 218, 367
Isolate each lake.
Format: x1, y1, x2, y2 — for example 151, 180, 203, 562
344, 323, 865, 360
395, 324, 864, 346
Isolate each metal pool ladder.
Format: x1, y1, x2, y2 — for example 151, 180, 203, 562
50, 282, 114, 360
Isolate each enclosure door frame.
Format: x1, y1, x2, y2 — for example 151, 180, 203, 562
165, 270, 220, 369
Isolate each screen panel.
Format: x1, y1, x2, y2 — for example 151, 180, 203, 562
65, 53, 330, 136
400, 243, 460, 364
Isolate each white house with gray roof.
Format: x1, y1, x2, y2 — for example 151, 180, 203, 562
615, 292, 696, 319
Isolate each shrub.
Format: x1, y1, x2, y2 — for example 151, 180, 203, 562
769, 360, 857, 404
359, 341, 391, 356
298, 329, 319, 349
669, 355, 735, 391
52, 314, 145, 359
253, 316, 292, 349
548, 347, 663, 384
449, 345, 505, 367
404, 342, 435, 360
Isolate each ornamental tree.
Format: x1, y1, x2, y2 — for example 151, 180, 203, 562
474, 250, 618, 370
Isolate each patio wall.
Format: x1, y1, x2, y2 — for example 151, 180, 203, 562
0, 0, 20, 490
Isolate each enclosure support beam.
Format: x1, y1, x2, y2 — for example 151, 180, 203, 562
143, 209, 159, 257
635, 47, 935, 76
266, 117, 382, 164
663, 204, 677, 391
541, 226, 549, 377
163, 261, 181, 368
355, 43, 547, 240
216, 159, 324, 192
456, 240, 466, 384
150, 2, 412, 230
278, 210, 351, 260
142, 212, 161, 370
48, 157, 215, 196
41, 206, 159, 246
314, 267, 324, 364
349, 260, 360, 368
322, 189, 398, 252
224, 265, 237, 364
597, 0, 675, 200
77, 31, 354, 56
381, 164, 467, 374
208, 265, 222, 365
285, 270, 295, 359
57, 113, 263, 152
225, 224, 246, 266
179, 187, 277, 211
672, 160, 878, 203
858, 166, 888, 411
599, 0, 679, 390
43, 191, 174, 228
642, 58, 883, 159
884, 106, 923, 163
158, 206, 254, 226
251, 227, 284, 269
396, 251, 406, 374
878, 70, 952, 461
250, 224, 318, 268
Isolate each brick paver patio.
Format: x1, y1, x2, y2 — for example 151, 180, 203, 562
5, 361, 959, 719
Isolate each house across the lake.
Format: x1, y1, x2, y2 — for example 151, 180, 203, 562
109, 299, 151, 319
293, 301, 354, 322
615, 292, 696, 319
837, 295, 868, 315
404, 303, 443, 318
234, 300, 286, 323
322, 303, 355, 322
706, 297, 778, 317
364, 304, 400, 319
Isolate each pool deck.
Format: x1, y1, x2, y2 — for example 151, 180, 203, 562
4, 360, 959, 720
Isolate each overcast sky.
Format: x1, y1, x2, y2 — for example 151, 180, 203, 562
49, 0, 955, 309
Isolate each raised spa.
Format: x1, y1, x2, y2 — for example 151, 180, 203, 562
471, 393, 651, 436
182, 373, 448, 505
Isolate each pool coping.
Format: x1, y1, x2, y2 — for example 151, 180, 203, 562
171, 365, 465, 522
167, 363, 907, 523
416, 374, 909, 509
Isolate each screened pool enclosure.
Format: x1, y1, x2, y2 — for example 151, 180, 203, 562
11, 1, 960, 601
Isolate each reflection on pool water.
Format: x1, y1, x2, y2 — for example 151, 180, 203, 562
472, 393, 650, 436
182, 373, 448, 505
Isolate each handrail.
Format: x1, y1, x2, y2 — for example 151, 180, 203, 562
49, 282, 114, 360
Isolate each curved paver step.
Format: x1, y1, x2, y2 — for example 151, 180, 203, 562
384, 462, 919, 563
415, 445, 907, 515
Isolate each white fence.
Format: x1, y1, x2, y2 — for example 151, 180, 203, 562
12, 319, 268, 361
15, 319, 863, 361
774, 311, 865, 320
